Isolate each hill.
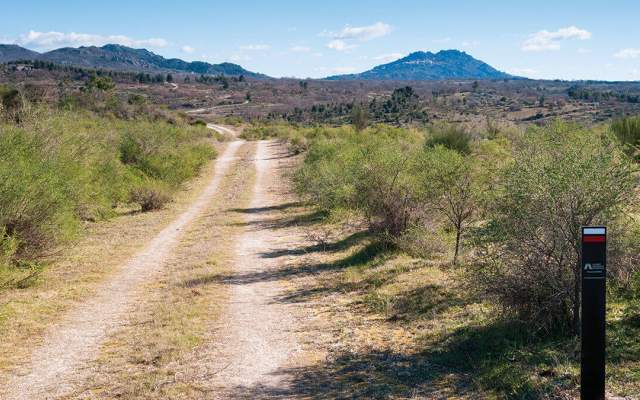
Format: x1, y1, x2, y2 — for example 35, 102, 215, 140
0, 44, 39, 63
0, 43, 265, 78
326, 49, 512, 81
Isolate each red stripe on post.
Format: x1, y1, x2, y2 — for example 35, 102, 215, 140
583, 235, 606, 243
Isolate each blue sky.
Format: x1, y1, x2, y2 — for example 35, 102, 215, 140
2, 0, 639, 80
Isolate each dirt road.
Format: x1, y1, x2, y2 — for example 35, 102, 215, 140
0, 137, 318, 399
208, 140, 306, 397
1, 141, 244, 399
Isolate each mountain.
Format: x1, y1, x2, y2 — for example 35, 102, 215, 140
326, 50, 512, 81
0, 44, 265, 78
0, 44, 39, 63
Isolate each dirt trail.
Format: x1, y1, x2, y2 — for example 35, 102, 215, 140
209, 140, 307, 397
1, 141, 244, 400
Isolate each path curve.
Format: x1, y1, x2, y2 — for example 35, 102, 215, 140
1, 141, 243, 400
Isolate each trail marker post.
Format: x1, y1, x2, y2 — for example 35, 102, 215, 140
581, 226, 606, 400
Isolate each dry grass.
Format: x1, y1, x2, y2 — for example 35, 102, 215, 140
271, 217, 639, 399
0, 141, 228, 374
66, 143, 256, 399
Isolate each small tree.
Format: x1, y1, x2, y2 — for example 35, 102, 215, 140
351, 103, 369, 132
475, 122, 636, 334
421, 147, 476, 264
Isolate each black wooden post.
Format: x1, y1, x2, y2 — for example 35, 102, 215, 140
581, 226, 606, 400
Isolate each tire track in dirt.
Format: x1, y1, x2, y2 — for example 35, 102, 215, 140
209, 140, 307, 398
1, 141, 244, 400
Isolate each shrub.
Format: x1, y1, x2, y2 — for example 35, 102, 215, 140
295, 127, 430, 239
129, 183, 172, 212
0, 124, 79, 260
425, 123, 473, 154
611, 115, 640, 158
351, 103, 369, 132
118, 121, 216, 188
473, 122, 636, 334
0, 84, 23, 120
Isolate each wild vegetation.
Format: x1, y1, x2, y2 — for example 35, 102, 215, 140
1, 55, 640, 398
283, 116, 640, 397
0, 81, 217, 290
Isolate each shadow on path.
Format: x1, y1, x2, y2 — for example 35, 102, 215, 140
226, 321, 576, 400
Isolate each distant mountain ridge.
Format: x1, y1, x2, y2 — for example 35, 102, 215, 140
0, 44, 40, 62
0, 43, 265, 78
326, 50, 512, 81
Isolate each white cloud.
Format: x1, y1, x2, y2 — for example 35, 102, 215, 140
181, 45, 195, 54
374, 52, 404, 62
521, 26, 591, 52
322, 22, 391, 52
322, 22, 392, 42
16, 30, 168, 50
327, 39, 356, 52
240, 44, 270, 51
290, 45, 311, 53
614, 48, 640, 59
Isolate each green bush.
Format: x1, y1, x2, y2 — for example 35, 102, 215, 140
425, 123, 473, 154
611, 115, 640, 158
118, 121, 215, 188
473, 122, 636, 334
295, 126, 429, 238
0, 124, 79, 260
